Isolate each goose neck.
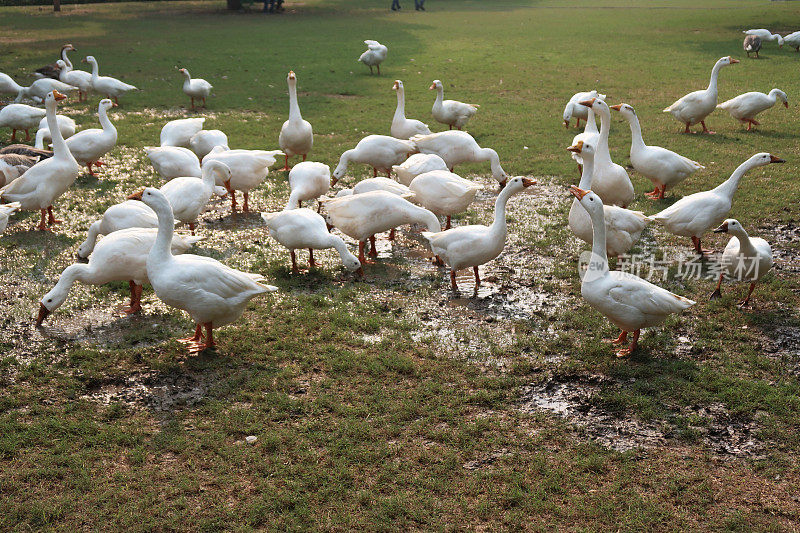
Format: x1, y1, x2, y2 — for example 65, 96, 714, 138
46, 99, 69, 158
626, 113, 646, 153
577, 154, 594, 190
98, 104, 115, 135
394, 86, 406, 120
587, 205, 610, 275
707, 61, 723, 95
61, 48, 73, 70
150, 200, 176, 264
595, 106, 613, 165
288, 80, 302, 121
713, 160, 754, 199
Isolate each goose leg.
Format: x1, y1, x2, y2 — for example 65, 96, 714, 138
46, 206, 61, 225
282, 154, 290, 171
86, 163, 95, 176
189, 222, 195, 235
445, 215, 451, 230
191, 322, 215, 353
190, 96, 195, 110
608, 330, 628, 345
700, 121, 715, 134
432, 255, 444, 266
739, 282, 756, 308
229, 191, 238, 212
373, 167, 378, 178
616, 330, 640, 357
308, 248, 316, 268
377, 64, 380, 75
123, 281, 143, 314
179, 324, 204, 345
358, 241, 369, 264
302, 154, 307, 161
450, 270, 458, 292
10, 129, 16, 142
24, 129, 30, 141
683, 123, 691, 134
369, 65, 373, 75
691, 236, 712, 256
388, 228, 395, 241
710, 274, 724, 299
575, 118, 581, 129
368, 235, 378, 257
473, 265, 480, 286
37, 209, 49, 231
114, 97, 119, 106
243, 192, 250, 212
645, 185, 662, 199
290, 250, 299, 273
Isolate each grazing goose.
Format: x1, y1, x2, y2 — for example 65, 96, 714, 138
0, 91, 81, 231
77, 200, 164, 260
653, 153, 784, 255
0, 73, 24, 99
84, 55, 137, 105
611, 103, 703, 199
178, 68, 212, 110
391, 153, 448, 186
189, 129, 229, 159
322, 190, 440, 265
262, 208, 361, 273
743, 29, 784, 47
202, 146, 283, 212
409, 170, 482, 229
160, 160, 231, 234
286, 161, 330, 209
430, 79, 478, 130
358, 40, 388, 75
563, 90, 604, 129
65, 99, 117, 176
0, 104, 46, 142
0, 202, 20, 233
34, 114, 76, 150
391, 80, 431, 139
0, 153, 38, 187
784, 30, 800, 51
410, 130, 508, 187
278, 71, 313, 170
567, 140, 651, 258
161, 118, 205, 148
14, 79, 77, 104
571, 186, 695, 357
337, 176, 411, 197
663, 56, 738, 134
331, 135, 416, 184
743, 35, 762, 58
129, 187, 278, 353
422, 176, 535, 292
37, 228, 203, 324
578, 98, 634, 207
710, 219, 773, 307
146, 146, 202, 180
56, 45, 92, 101
717, 89, 788, 131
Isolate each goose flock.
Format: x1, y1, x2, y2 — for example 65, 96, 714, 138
0, 32, 791, 357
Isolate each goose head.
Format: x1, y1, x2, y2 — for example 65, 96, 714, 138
178, 67, 191, 79
204, 159, 232, 183
770, 89, 789, 108
503, 176, 537, 195
429, 79, 442, 91
609, 102, 636, 120
62, 43, 76, 53
569, 186, 603, 216
44, 90, 67, 112
567, 139, 595, 162
56, 59, 67, 70
713, 218, 746, 236
393, 80, 402, 91
717, 56, 740, 67
287, 70, 297, 85
82, 55, 97, 66
99, 98, 117, 111
128, 187, 172, 215
777, 34, 785, 47
37, 285, 68, 325
578, 97, 609, 115
341, 251, 361, 272
745, 152, 785, 169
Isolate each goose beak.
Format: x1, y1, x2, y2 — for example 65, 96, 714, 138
128, 189, 144, 201
288, 71, 296, 80
569, 185, 589, 200
579, 98, 596, 108
713, 222, 729, 233
81, 58, 87, 63
53, 90, 67, 101
522, 178, 537, 188
36, 303, 50, 327
563, 120, 569, 128
392, 81, 399, 90
784, 102, 789, 108
729, 57, 740, 64
497, 178, 508, 190
609, 104, 623, 111
330, 177, 339, 187
429, 83, 436, 90
567, 140, 583, 153
769, 155, 786, 163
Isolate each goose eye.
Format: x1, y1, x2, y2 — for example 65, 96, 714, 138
47, 299, 52, 302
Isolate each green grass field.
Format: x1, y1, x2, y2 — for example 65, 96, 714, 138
2, 0, 800, 529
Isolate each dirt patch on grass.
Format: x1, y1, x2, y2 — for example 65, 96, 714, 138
81, 369, 209, 412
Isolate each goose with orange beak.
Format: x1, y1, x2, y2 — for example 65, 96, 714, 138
571, 185, 695, 357
663, 56, 739, 134
391, 79, 431, 139
279, 70, 313, 170
710, 219, 773, 307
430, 79, 479, 131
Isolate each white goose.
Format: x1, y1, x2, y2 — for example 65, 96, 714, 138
77, 200, 164, 260
65, 99, 117, 176
84, 55, 137, 105
571, 185, 695, 357
410, 130, 508, 187
663, 56, 739, 134
717, 89, 788, 131
35, 114, 76, 149
430, 79, 478, 130
409, 170, 482, 229
0, 104, 46, 142
570, 106, 599, 173
37, 228, 203, 324
612, 103, 703, 199
202, 146, 282, 212
160, 160, 231, 234
422, 176, 535, 292
0, 155, 34, 187
130, 187, 277, 353
578, 98, 634, 207
0, 91, 80, 231
567, 140, 651, 258
710, 219, 773, 307
336, 176, 411, 197
331, 135, 416, 185
161, 117, 205, 147
0, 202, 20, 233
391, 153, 448, 186
358, 40, 388, 75
0, 73, 23, 99
189, 129, 229, 159
178, 68, 212, 110
391, 80, 431, 139
563, 90, 604, 129
14, 79, 77, 104
784, 31, 800, 52
146, 146, 202, 180
278, 70, 313, 170
653, 153, 784, 254
57, 45, 92, 102
322, 190, 440, 265
262, 208, 361, 273
743, 29, 784, 47
286, 161, 330, 209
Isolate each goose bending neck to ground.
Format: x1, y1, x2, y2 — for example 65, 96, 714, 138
709, 219, 773, 307
571, 185, 695, 357
663, 56, 739, 134
129, 187, 277, 353
410, 130, 508, 188
743, 29, 784, 47
331, 135, 417, 184
653, 153, 784, 255
391, 80, 431, 139
278, 71, 313, 170
422, 176, 535, 293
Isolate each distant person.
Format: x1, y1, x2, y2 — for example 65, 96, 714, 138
415, 0, 425, 10
391, 0, 401, 10
263, 0, 282, 12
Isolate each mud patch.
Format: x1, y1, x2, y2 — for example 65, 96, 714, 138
81, 370, 209, 412
760, 222, 800, 275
